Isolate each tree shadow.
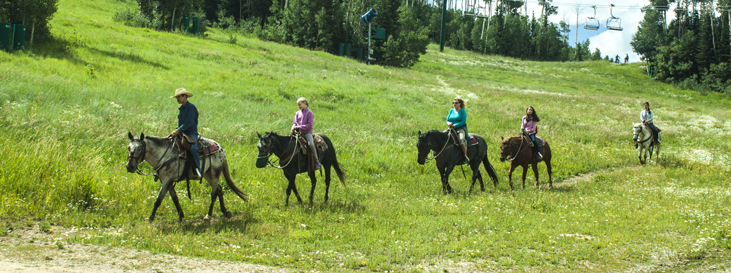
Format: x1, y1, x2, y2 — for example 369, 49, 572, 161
84, 47, 169, 70
26, 36, 169, 70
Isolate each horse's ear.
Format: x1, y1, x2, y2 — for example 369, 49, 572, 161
128, 132, 134, 141
140, 133, 145, 141
418, 130, 421, 135
501, 136, 504, 141
257, 131, 261, 138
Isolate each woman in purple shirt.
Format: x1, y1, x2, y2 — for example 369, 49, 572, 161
521, 106, 542, 159
292, 97, 321, 169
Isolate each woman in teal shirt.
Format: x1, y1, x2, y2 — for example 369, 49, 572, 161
446, 97, 469, 163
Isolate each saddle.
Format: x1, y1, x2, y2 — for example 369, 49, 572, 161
446, 130, 478, 146
295, 134, 328, 172
521, 132, 545, 148
174, 134, 222, 183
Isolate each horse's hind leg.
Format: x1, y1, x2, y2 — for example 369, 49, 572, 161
308, 171, 317, 206
217, 187, 231, 218
546, 160, 553, 188
168, 187, 185, 222
204, 185, 219, 220
531, 163, 540, 188
323, 164, 332, 203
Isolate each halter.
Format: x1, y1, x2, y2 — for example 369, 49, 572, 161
259, 132, 300, 169
422, 128, 456, 161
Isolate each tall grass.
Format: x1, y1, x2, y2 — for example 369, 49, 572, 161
1, 0, 730, 271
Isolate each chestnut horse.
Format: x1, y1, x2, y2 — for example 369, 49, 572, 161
499, 135, 553, 189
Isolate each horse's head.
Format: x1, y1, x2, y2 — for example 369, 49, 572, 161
126, 132, 146, 173
632, 123, 643, 142
499, 136, 512, 162
256, 132, 275, 168
416, 131, 430, 165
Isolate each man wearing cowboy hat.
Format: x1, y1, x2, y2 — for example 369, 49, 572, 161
169, 88, 201, 179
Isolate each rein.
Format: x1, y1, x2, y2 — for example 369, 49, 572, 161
634, 127, 652, 145
424, 128, 455, 161
506, 136, 526, 162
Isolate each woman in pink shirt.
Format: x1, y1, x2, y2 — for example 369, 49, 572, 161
292, 97, 321, 169
521, 106, 542, 159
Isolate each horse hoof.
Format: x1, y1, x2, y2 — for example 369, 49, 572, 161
203, 214, 211, 221
148, 216, 155, 222
178, 217, 183, 223
224, 211, 233, 218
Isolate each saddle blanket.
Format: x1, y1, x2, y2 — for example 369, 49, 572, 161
198, 138, 219, 155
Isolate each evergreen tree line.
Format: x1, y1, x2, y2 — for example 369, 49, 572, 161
632, 0, 731, 93
113, 0, 605, 67
0, 0, 59, 43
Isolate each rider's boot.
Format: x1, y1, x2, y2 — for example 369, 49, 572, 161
461, 144, 470, 164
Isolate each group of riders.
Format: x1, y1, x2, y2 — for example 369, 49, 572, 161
167, 88, 661, 177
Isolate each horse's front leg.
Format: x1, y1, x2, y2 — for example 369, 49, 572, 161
637, 146, 644, 165
149, 180, 174, 222
308, 171, 317, 206
521, 164, 529, 189
437, 165, 447, 194
444, 164, 456, 194
168, 186, 185, 222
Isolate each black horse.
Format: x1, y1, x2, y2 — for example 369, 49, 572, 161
416, 130, 499, 194
256, 132, 345, 206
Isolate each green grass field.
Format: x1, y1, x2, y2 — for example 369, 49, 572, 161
1, 0, 731, 271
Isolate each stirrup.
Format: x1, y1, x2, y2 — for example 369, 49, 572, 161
536, 152, 543, 159
190, 168, 201, 180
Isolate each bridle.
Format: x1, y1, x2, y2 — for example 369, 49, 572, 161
420, 129, 456, 161
128, 138, 175, 176
633, 125, 651, 145
259, 133, 299, 169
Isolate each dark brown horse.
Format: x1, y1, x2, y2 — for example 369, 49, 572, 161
499, 135, 553, 189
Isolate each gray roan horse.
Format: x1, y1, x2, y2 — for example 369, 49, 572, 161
633, 123, 660, 164
125, 132, 248, 222
256, 132, 345, 206
416, 130, 499, 194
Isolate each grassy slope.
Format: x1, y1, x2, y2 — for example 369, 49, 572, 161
1, 0, 730, 271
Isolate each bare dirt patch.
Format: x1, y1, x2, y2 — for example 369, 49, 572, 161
0, 224, 289, 273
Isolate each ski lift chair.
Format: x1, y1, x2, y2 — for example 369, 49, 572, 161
584, 6, 599, 30
606, 4, 623, 31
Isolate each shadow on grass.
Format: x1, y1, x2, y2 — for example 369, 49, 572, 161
26, 37, 169, 70
156, 210, 257, 235
84, 47, 169, 70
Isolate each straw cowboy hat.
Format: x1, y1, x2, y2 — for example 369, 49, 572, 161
170, 88, 194, 98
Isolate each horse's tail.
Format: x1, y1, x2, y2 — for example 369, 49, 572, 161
332, 157, 346, 188
222, 158, 248, 202
482, 154, 499, 186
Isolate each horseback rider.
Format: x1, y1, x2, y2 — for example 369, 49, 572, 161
641, 101, 661, 145
521, 106, 542, 160
446, 97, 469, 164
168, 88, 201, 179
292, 97, 321, 170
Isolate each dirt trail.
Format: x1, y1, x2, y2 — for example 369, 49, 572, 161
0, 225, 289, 273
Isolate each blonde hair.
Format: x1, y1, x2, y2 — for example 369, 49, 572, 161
297, 97, 309, 107
453, 97, 465, 109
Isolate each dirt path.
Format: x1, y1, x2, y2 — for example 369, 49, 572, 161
0, 225, 289, 273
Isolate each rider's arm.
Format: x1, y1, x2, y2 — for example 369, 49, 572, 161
299, 111, 313, 132
291, 111, 300, 131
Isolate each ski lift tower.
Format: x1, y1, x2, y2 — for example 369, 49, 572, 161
653, 4, 669, 32
607, 4, 623, 31
585, 6, 600, 30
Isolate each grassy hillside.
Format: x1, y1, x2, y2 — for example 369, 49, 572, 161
1, 0, 730, 271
